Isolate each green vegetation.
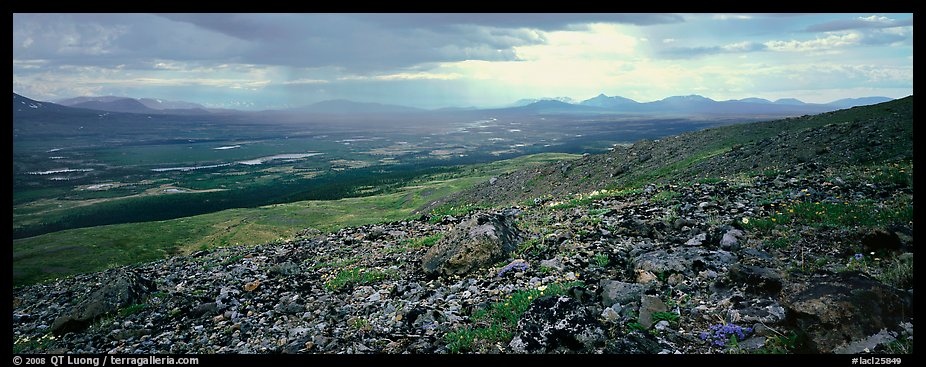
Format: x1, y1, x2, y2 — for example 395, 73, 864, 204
444, 281, 585, 353
765, 235, 797, 249
626, 322, 647, 332
387, 234, 444, 253
882, 335, 913, 354
406, 234, 443, 248
348, 317, 373, 332
754, 331, 804, 354
697, 177, 724, 185
587, 208, 611, 216
512, 238, 544, 258
651, 311, 680, 324
325, 267, 396, 291
745, 195, 912, 232
651, 189, 679, 204
118, 303, 147, 317
877, 255, 913, 289
594, 253, 610, 268
13, 333, 57, 354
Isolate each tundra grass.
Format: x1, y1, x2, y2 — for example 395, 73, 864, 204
13, 153, 578, 287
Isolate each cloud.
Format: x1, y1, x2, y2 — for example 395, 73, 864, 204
656, 41, 767, 59
351, 13, 685, 30
338, 72, 462, 82
279, 78, 330, 85
764, 33, 862, 52
805, 15, 913, 32
712, 14, 754, 21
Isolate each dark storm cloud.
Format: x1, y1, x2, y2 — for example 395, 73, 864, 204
805, 16, 912, 32
155, 13, 682, 71
13, 14, 244, 68
15, 13, 683, 73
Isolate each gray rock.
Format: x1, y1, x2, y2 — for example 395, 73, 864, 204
728, 298, 786, 324
719, 228, 744, 250
599, 280, 644, 307
191, 303, 219, 317
685, 233, 707, 246
654, 320, 670, 331
274, 302, 304, 315
601, 307, 620, 323
738, 336, 768, 351
638, 295, 668, 329
365, 226, 387, 241
421, 212, 522, 276
268, 262, 300, 277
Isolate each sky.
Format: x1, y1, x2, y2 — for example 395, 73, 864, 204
12, 13, 914, 110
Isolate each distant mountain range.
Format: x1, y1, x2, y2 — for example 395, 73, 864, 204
56, 96, 211, 115
487, 94, 895, 116
17, 92, 897, 118
512, 96, 578, 107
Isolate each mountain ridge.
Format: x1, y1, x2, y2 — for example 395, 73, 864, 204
25, 92, 897, 116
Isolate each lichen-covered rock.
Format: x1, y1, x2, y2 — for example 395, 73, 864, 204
781, 272, 913, 353
509, 296, 606, 353
421, 212, 522, 276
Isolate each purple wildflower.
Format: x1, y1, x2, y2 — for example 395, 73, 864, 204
700, 323, 753, 348
497, 260, 529, 277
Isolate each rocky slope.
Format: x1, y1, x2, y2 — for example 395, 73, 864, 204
13, 98, 914, 355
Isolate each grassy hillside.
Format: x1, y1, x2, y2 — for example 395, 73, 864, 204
12, 153, 579, 286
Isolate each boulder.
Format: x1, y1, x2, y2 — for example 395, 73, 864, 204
633, 247, 737, 276
421, 212, 522, 276
600, 280, 645, 307
780, 272, 913, 353
509, 296, 606, 353
50, 270, 154, 335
